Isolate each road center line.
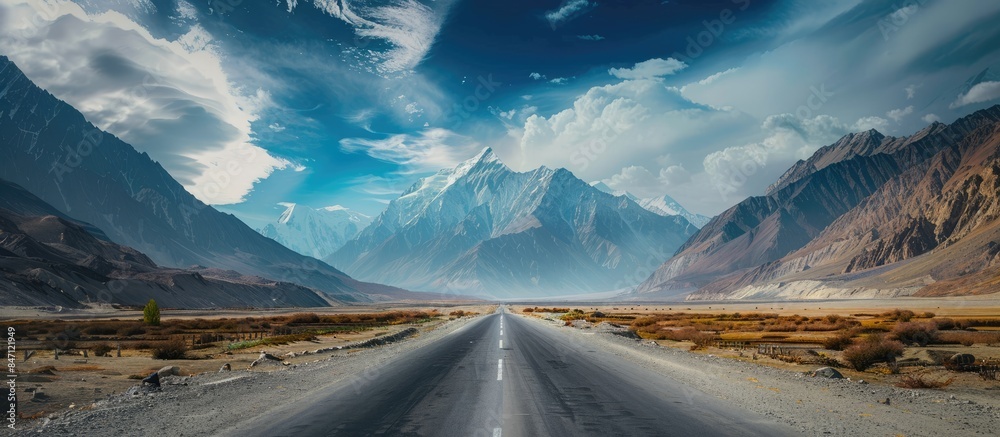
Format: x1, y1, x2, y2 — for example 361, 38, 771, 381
493, 428, 502, 437
497, 359, 503, 380
499, 339, 503, 349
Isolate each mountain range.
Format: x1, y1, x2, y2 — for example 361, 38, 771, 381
259, 203, 371, 259
637, 105, 1000, 299
590, 182, 711, 228
0, 55, 409, 305
327, 148, 698, 298
0, 178, 332, 308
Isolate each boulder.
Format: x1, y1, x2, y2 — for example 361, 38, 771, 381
812, 367, 844, 379
141, 372, 160, 388
948, 353, 976, 366
249, 351, 287, 368
157, 366, 180, 379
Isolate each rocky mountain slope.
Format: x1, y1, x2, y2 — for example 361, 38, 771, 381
0, 179, 330, 308
638, 105, 1000, 299
0, 55, 407, 303
259, 203, 371, 259
328, 148, 697, 298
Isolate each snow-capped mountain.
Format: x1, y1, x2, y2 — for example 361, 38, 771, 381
259, 203, 371, 259
327, 148, 698, 298
590, 182, 711, 228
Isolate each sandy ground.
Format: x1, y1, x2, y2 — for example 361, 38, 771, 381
6, 305, 494, 422
10, 314, 488, 435
522, 312, 1000, 436
521, 296, 1000, 318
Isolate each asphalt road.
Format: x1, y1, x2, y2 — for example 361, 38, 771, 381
226, 308, 793, 436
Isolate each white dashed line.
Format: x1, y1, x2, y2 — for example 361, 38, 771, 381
499, 339, 503, 349
497, 359, 503, 380
493, 428, 502, 437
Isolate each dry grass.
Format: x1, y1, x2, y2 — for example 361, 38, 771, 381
937, 331, 1000, 346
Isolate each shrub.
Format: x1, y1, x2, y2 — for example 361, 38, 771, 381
143, 299, 160, 326
931, 318, 956, 330
892, 321, 938, 346
823, 330, 855, 351
896, 373, 954, 389
920, 312, 936, 319
286, 313, 320, 324
938, 331, 1000, 346
83, 325, 119, 336
449, 310, 466, 317
91, 343, 112, 357
522, 308, 534, 313
842, 335, 904, 371
117, 325, 145, 337
882, 309, 915, 322
151, 339, 187, 360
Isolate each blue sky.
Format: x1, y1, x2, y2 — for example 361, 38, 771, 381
3, 0, 1000, 230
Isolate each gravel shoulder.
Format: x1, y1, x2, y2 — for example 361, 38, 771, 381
520, 314, 1000, 436
13, 315, 486, 436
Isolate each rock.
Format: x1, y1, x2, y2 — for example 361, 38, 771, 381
157, 366, 180, 379
219, 363, 231, 372
811, 367, 844, 379
249, 352, 287, 368
140, 372, 160, 388
948, 353, 975, 366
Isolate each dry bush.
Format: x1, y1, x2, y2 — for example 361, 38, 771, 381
151, 339, 187, 360
842, 335, 904, 371
286, 313, 320, 324
117, 325, 145, 337
931, 318, 957, 330
896, 373, 954, 389
522, 308, 534, 313
823, 330, 856, 351
91, 343, 112, 357
938, 331, 1000, 346
920, 312, 936, 318
881, 309, 915, 322
892, 321, 939, 346
449, 310, 466, 317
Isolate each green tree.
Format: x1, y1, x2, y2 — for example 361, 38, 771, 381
143, 299, 160, 326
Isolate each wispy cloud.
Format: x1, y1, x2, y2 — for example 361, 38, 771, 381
545, 0, 596, 27
576, 34, 604, 41
290, 0, 454, 76
340, 128, 482, 173
609, 57, 687, 80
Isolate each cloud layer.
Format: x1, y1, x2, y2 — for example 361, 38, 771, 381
0, 0, 289, 204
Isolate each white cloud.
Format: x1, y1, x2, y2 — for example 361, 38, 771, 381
886, 105, 914, 122
922, 113, 941, 124
852, 116, 890, 132
292, 0, 453, 76
0, 0, 289, 205
516, 79, 752, 186
577, 34, 604, 41
905, 83, 921, 99
703, 113, 870, 200
549, 77, 569, 84
529, 72, 546, 80
545, 0, 596, 27
601, 164, 693, 198
608, 57, 687, 80
950, 81, 1000, 108
340, 128, 483, 173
